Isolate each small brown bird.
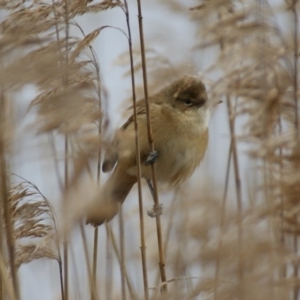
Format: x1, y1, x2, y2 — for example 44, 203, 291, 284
86, 75, 210, 226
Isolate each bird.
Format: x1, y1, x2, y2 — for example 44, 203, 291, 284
86, 75, 210, 226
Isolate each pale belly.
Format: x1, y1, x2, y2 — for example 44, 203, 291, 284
140, 127, 208, 186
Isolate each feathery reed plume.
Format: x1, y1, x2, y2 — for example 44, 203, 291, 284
1, 0, 300, 299
8, 179, 59, 268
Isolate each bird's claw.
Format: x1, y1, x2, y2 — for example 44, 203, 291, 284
144, 151, 158, 166
147, 203, 163, 218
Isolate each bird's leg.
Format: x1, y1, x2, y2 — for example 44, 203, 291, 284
144, 150, 158, 165
146, 179, 163, 217
146, 179, 155, 198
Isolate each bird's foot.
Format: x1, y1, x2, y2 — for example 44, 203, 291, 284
144, 150, 158, 165
147, 203, 163, 218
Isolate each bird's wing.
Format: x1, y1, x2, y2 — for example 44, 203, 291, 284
122, 98, 147, 130
102, 98, 148, 173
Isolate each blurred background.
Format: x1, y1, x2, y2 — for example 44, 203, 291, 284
0, 0, 299, 299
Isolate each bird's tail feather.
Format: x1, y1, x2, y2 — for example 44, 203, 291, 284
86, 165, 136, 226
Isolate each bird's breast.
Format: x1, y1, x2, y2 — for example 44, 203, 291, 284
153, 114, 209, 185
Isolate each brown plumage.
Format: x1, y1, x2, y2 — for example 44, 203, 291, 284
86, 75, 210, 226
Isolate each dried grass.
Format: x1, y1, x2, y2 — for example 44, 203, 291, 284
0, 0, 300, 299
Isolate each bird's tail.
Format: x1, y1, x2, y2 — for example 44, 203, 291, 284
86, 164, 137, 226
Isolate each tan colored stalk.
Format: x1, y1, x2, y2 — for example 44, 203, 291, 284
63, 101, 69, 299
92, 228, 99, 294
0, 250, 17, 300
293, 235, 299, 300
92, 38, 102, 300
63, 1, 70, 299
136, 0, 167, 293
213, 142, 232, 300
119, 205, 126, 300
291, 3, 299, 299
69, 21, 104, 294
150, 197, 178, 297
217, 9, 244, 289
106, 223, 137, 299
292, 1, 299, 132
50, 3, 66, 298
0, 219, 2, 298
123, 1, 149, 299
92, 79, 101, 296
105, 229, 113, 300
0, 94, 19, 299
0, 103, 3, 300
80, 224, 98, 300
226, 95, 244, 285
278, 118, 287, 281
62, 81, 69, 297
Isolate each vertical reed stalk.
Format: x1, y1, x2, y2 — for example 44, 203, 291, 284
92, 43, 103, 300
0, 251, 16, 300
213, 142, 232, 300
63, 135, 69, 300
292, 2, 299, 299
106, 223, 137, 299
215, 7, 243, 296
51, 4, 67, 295
92, 227, 99, 294
226, 95, 244, 288
278, 117, 287, 280
123, 1, 149, 298
80, 224, 98, 300
136, 0, 167, 293
0, 93, 19, 299
119, 205, 126, 300
63, 1, 70, 299
292, 0, 299, 132
58, 255, 65, 300
105, 228, 113, 300
0, 95, 3, 300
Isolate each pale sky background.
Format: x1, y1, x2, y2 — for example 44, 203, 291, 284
5, 0, 288, 299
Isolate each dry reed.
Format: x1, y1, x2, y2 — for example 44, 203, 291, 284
0, 0, 299, 299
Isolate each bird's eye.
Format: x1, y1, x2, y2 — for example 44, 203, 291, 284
183, 99, 193, 106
